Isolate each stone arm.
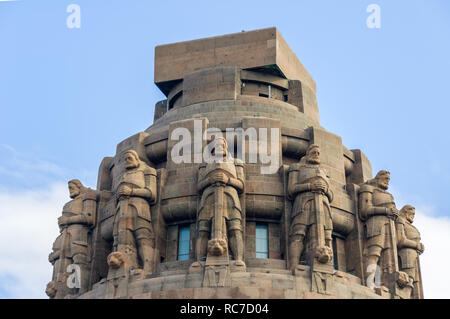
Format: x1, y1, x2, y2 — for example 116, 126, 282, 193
358, 186, 393, 221
130, 167, 157, 203
130, 187, 152, 198
325, 187, 334, 204
197, 176, 213, 193
228, 161, 244, 193
48, 250, 60, 264
396, 221, 424, 253
197, 165, 212, 193
287, 170, 310, 199
63, 191, 97, 227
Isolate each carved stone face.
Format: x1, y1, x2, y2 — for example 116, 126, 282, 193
405, 206, 415, 223
68, 182, 80, 199
377, 174, 390, 190
306, 147, 320, 165
124, 151, 139, 169
213, 138, 227, 157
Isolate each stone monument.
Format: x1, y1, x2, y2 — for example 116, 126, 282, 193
396, 205, 424, 299
46, 27, 424, 299
47, 179, 98, 299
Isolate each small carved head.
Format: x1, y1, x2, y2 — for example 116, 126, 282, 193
124, 150, 140, 169
400, 205, 416, 223
45, 281, 57, 299
306, 144, 321, 165
107, 252, 125, 269
68, 179, 84, 199
212, 137, 228, 157
375, 170, 390, 190
207, 238, 228, 257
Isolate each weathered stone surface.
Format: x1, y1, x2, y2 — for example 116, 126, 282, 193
155, 28, 316, 96
46, 27, 424, 299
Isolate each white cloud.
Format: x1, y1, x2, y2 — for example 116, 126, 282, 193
389, 185, 450, 299
414, 207, 450, 299
0, 183, 66, 298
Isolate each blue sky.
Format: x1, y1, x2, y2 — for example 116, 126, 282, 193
0, 0, 449, 298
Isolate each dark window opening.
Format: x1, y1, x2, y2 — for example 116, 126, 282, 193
332, 236, 338, 270
168, 91, 182, 110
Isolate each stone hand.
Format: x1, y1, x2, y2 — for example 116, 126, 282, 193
211, 172, 228, 184
417, 243, 425, 254
388, 207, 399, 219
58, 216, 68, 226
118, 185, 132, 197
311, 181, 327, 192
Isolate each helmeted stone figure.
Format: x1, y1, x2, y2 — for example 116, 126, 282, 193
396, 205, 424, 298
288, 144, 334, 272
359, 170, 400, 288
192, 137, 245, 268
46, 179, 97, 299
111, 150, 157, 274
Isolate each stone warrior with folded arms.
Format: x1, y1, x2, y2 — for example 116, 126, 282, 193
288, 144, 334, 272
192, 137, 245, 268
47, 179, 97, 299
110, 150, 157, 275
396, 205, 424, 298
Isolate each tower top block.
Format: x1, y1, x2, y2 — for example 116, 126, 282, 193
154, 27, 316, 96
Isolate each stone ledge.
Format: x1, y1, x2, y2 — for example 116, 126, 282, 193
82, 269, 383, 299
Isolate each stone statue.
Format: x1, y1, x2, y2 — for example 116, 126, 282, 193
47, 233, 63, 299
359, 170, 401, 289
287, 144, 334, 272
396, 205, 424, 298
192, 137, 245, 269
110, 150, 157, 275
46, 179, 97, 298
